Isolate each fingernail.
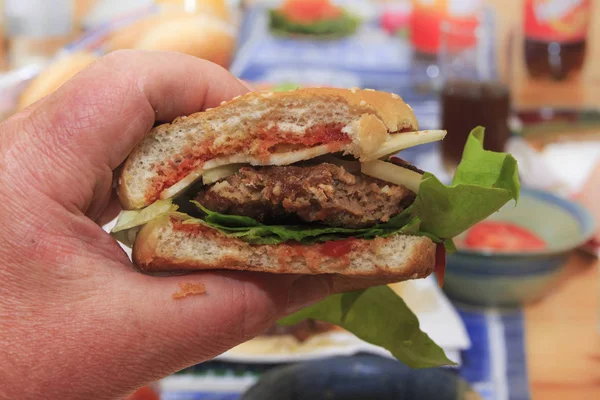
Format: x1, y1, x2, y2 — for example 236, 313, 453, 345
285, 275, 331, 315
237, 78, 255, 92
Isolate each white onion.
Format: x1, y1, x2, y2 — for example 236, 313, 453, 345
361, 160, 422, 193
368, 130, 446, 160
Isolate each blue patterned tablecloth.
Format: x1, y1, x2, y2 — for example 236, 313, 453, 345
161, 305, 530, 400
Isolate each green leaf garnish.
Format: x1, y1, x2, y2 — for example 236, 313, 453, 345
279, 286, 456, 369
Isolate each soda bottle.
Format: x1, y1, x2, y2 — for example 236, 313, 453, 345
523, 0, 591, 81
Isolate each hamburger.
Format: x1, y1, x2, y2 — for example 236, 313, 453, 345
112, 87, 519, 285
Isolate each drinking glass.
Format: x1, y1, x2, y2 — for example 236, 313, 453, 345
438, 12, 512, 170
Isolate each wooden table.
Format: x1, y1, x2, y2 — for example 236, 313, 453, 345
485, 1, 600, 397
524, 253, 600, 399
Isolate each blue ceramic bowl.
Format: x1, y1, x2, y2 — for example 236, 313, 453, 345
443, 188, 595, 307
241, 355, 478, 400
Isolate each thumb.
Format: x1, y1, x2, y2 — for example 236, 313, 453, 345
103, 271, 331, 393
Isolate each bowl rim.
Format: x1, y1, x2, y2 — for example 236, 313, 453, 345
453, 187, 596, 258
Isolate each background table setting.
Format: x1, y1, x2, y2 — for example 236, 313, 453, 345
1, 1, 600, 399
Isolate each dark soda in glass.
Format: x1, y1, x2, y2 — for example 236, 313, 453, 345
523, 0, 590, 81
441, 80, 510, 168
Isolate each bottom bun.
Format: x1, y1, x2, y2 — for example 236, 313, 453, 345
132, 215, 436, 281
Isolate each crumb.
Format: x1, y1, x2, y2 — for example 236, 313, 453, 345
172, 282, 206, 299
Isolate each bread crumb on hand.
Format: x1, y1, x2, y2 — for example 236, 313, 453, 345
172, 282, 206, 299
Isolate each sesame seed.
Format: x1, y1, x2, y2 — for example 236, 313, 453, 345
233, 95, 241, 100
360, 100, 367, 106
364, 88, 375, 92
411, 273, 418, 279
391, 93, 400, 99
350, 88, 357, 93
220, 101, 227, 106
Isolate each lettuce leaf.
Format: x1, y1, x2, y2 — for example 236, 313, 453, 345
269, 9, 360, 37
189, 201, 425, 245
279, 286, 455, 369
413, 126, 520, 239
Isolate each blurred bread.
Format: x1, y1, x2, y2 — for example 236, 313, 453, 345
133, 14, 236, 68
104, 12, 172, 52
104, 0, 230, 51
104, 7, 235, 68
155, 0, 230, 21
18, 51, 99, 110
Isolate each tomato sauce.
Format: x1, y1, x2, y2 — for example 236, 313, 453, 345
463, 221, 546, 252
434, 244, 446, 287
320, 238, 356, 257
258, 124, 349, 155
171, 219, 213, 235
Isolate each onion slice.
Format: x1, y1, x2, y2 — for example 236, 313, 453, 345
202, 164, 244, 185
361, 160, 423, 193
367, 130, 446, 160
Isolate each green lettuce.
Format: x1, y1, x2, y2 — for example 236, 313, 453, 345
412, 126, 520, 239
189, 201, 422, 245
111, 199, 178, 247
269, 9, 360, 37
279, 286, 455, 368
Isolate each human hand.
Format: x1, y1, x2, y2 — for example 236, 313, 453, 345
0, 50, 333, 400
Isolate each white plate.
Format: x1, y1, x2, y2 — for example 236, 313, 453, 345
217, 277, 469, 365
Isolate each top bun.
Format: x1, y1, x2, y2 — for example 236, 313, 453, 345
118, 88, 418, 210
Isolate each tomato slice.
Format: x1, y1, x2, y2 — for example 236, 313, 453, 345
281, 0, 342, 23
465, 221, 546, 251
434, 244, 446, 287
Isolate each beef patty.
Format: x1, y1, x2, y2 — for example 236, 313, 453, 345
194, 163, 415, 228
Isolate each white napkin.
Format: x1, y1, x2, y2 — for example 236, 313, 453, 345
507, 137, 600, 197
391, 277, 471, 352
